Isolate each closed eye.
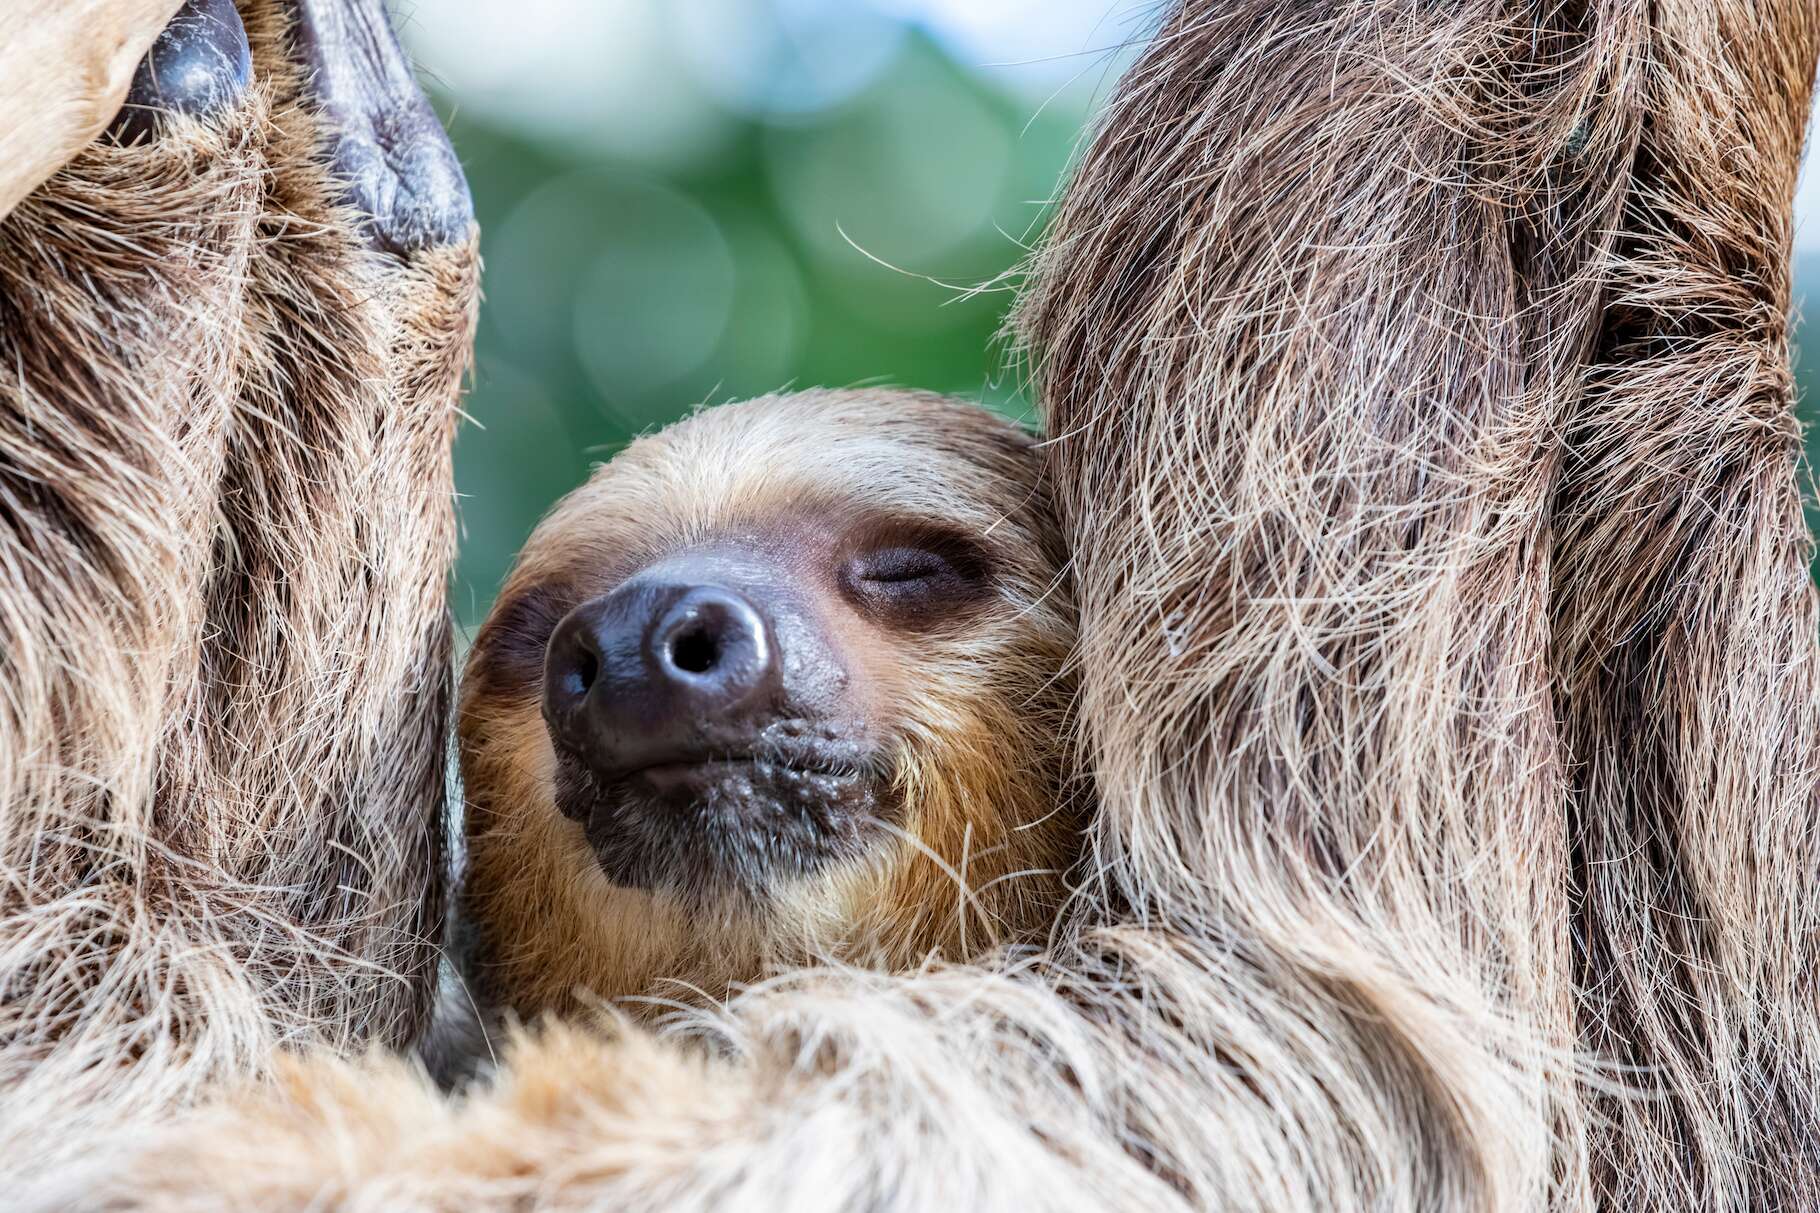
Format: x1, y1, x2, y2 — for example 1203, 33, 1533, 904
853, 547, 955, 584
840, 535, 992, 625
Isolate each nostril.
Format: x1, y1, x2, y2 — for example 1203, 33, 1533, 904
573, 648, 599, 693
668, 625, 719, 675
651, 589, 771, 698
547, 615, 602, 707
551, 646, 598, 703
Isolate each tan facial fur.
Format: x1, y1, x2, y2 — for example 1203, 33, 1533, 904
460, 388, 1080, 1017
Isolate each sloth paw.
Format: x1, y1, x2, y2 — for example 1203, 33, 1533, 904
291, 0, 475, 257
109, 0, 252, 144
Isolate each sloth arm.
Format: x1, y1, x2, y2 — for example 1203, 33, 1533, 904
51, 971, 1184, 1212
0, 0, 184, 219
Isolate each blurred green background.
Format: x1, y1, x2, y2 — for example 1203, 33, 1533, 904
397, 0, 1820, 629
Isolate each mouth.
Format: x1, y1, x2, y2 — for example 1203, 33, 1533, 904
633, 753, 858, 795
551, 728, 891, 901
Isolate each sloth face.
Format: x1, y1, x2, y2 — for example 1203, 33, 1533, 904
537, 516, 995, 897
459, 389, 1079, 1013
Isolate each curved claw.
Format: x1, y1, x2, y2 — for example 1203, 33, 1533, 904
291, 0, 474, 256
109, 0, 252, 145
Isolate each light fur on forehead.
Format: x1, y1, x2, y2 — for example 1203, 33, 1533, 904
512, 388, 1046, 592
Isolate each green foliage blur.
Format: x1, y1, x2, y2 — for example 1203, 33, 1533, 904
1795, 256, 1820, 582
433, 23, 1820, 630
439, 30, 1082, 627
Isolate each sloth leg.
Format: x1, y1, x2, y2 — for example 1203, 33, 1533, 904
182, 0, 476, 1050
0, 0, 268, 1182
1011, 1, 1654, 1206
3, 0, 477, 1183
1551, 1, 1820, 1206
43, 978, 1186, 1213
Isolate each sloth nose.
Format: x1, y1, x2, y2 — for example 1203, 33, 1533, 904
543, 583, 779, 777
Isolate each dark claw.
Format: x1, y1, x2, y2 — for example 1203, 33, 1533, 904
109, 0, 252, 145
291, 0, 474, 256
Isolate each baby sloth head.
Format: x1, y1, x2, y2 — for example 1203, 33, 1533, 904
460, 388, 1080, 1016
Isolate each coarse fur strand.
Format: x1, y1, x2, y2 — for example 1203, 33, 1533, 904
1552, 0, 1820, 1204
0, 0, 478, 1187
0, 91, 266, 1186
19, 1, 1820, 1210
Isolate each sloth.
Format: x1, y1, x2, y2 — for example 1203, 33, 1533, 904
17, 0, 1820, 1208
455, 387, 1082, 1020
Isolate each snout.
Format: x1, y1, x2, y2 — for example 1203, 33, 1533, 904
535, 556, 879, 893
543, 582, 781, 780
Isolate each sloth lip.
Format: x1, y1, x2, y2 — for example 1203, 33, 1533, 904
636, 754, 849, 777
598, 725, 877, 787
548, 728, 878, 815
625, 752, 866, 796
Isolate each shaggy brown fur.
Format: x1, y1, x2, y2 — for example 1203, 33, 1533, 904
1014, 1, 1654, 1204
0, 0, 477, 1186
0, 74, 266, 1183
1551, 0, 1820, 1204
460, 388, 1080, 1018
184, 3, 475, 1046
19, 0, 1820, 1209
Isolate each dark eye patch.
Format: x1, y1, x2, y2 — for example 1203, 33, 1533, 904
840, 525, 992, 626
474, 581, 579, 689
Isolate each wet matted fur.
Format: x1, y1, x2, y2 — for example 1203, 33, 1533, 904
0, 0, 478, 1186
18, 0, 1820, 1210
